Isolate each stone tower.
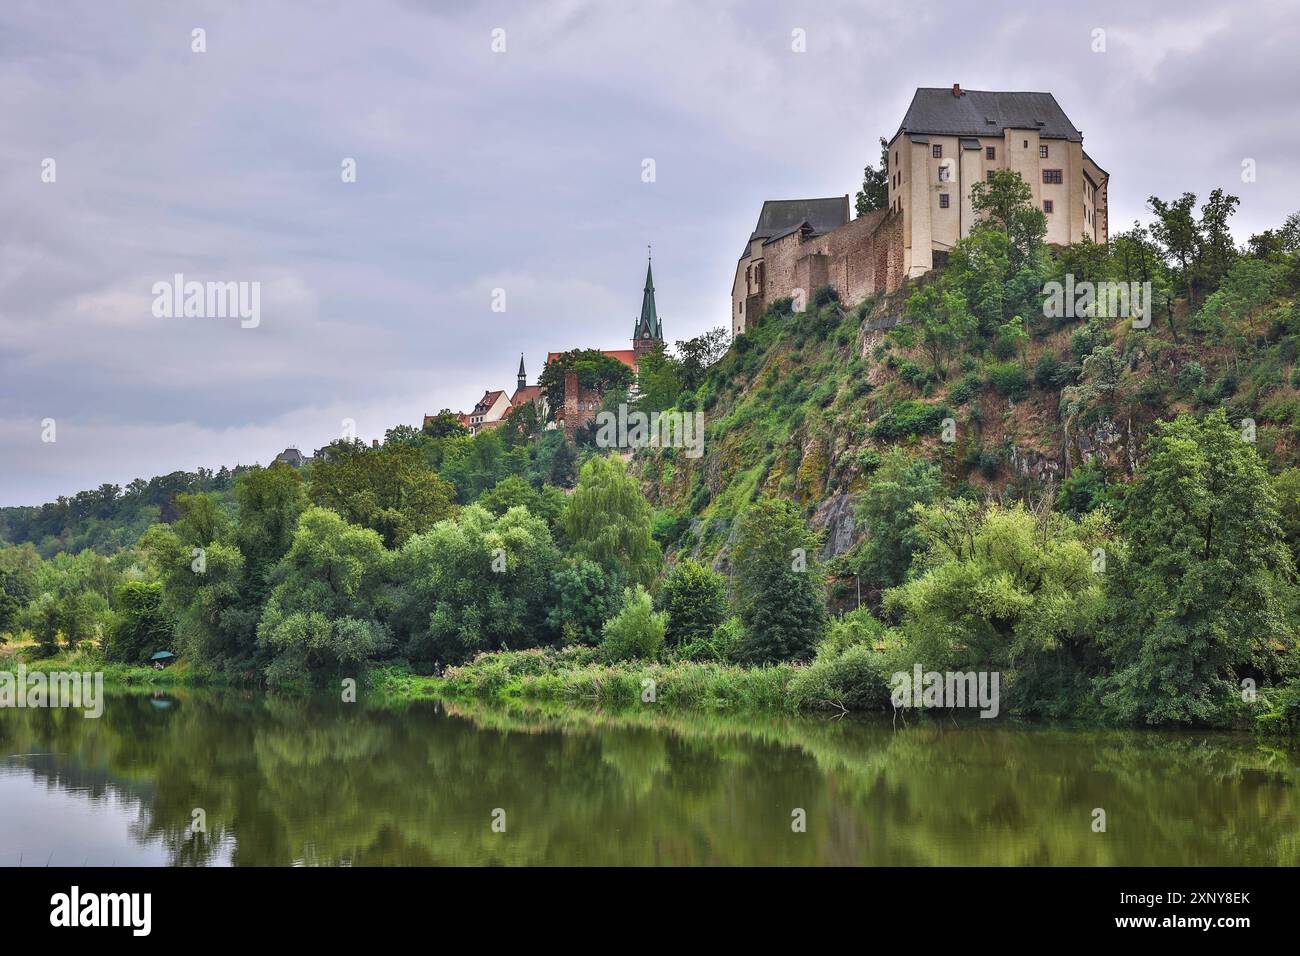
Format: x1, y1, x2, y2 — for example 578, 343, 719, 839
632, 253, 663, 365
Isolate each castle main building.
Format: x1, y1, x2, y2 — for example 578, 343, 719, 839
732, 86, 1108, 335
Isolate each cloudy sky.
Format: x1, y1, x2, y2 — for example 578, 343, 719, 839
2, 0, 1298, 505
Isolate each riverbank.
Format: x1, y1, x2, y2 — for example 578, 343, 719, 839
0, 643, 229, 689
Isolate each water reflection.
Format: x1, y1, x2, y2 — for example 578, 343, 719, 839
1, 691, 1296, 866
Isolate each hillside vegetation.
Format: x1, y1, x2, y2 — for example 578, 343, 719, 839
5, 173, 1300, 730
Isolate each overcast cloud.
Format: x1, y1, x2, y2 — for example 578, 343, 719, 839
2, 0, 1298, 504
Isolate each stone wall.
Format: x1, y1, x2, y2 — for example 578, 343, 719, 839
752, 209, 905, 319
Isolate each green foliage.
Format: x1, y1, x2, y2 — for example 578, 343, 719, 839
854, 136, 889, 216
234, 464, 308, 604
1102, 411, 1293, 724
562, 454, 662, 587
394, 504, 560, 665
106, 581, 173, 664
421, 410, 470, 439
987, 361, 1029, 400
477, 475, 565, 529
731, 496, 826, 663
855, 449, 942, 588
885, 500, 1111, 717
969, 169, 1047, 266
599, 586, 666, 662
547, 559, 624, 645
310, 440, 456, 548
659, 559, 728, 648
257, 507, 393, 686
868, 400, 950, 440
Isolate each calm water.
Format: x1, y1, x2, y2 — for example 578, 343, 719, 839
1, 690, 1297, 866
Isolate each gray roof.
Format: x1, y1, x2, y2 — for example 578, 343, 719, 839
742, 196, 849, 257
896, 88, 1083, 143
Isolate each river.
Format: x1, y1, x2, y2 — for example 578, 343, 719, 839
1, 690, 1296, 865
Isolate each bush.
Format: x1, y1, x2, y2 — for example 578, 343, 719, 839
949, 373, 983, 405
868, 400, 950, 440
988, 362, 1029, 400
811, 284, 840, 308
599, 586, 666, 662
788, 644, 893, 711
1033, 353, 1064, 390
674, 616, 745, 663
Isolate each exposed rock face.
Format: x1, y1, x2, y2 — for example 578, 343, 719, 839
1007, 444, 1064, 482
811, 493, 861, 561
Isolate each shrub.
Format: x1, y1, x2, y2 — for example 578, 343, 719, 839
599, 586, 666, 662
811, 284, 840, 308
788, 644, 893, 711
949, 373, 983, 405
988, 362, 1029, 400
868, 400, 950, 440
1033, 353, 1063, 390
674, 616, 746, 663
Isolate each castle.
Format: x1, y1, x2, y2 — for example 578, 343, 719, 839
732, 86, 1108, 334
430, 257, 664, 439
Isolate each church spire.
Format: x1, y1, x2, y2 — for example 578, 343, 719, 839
634, 247, 662, 342
517, 353, 526, 390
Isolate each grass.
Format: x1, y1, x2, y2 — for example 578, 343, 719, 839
368, 647, 799, 713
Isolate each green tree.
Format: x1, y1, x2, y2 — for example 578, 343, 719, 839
674, 327, 729, 392
478, 475, 565, 529
106, 581, 174, 664
854, 136, 889, 216
394, 504, 560, 664
257, 507, 393, 686
310, 441, 456, 548
234, 463, 308, 603
731, 496, 827, 663
562, 454, 662, 587
635, 343, 684, 411
895, 284, 977, 377
538, 350, 635, 419
1102, 410, 1293, 724
422, 410, 470, 439
885, 500, 1111, 716
855, 449, 942, 588
599, 586, 666, 662
659, 559, 728, 648
547, 559, 625, 645
970, 169, 1047, 265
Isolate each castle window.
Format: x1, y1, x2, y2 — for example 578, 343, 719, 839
987, 171, 995, 181
1039, 145, 1049, 158
1043, 169, 1063, 185
986, 146, 995, 160
939, 193, 950, 209
1023, 139, 1028, 148
1043, 200, 1054, 214
932, 144, 942, 158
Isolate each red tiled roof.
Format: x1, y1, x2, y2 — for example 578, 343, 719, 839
472, 389, 507, 415
511, 384, 543, 405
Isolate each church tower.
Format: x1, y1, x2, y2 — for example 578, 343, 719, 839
632, 249, 663, 365
517, 353, 527, 391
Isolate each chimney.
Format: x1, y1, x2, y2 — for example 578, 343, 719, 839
952, 83, 961, 97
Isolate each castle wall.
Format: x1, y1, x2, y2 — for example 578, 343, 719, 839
744, 210, 905, 320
